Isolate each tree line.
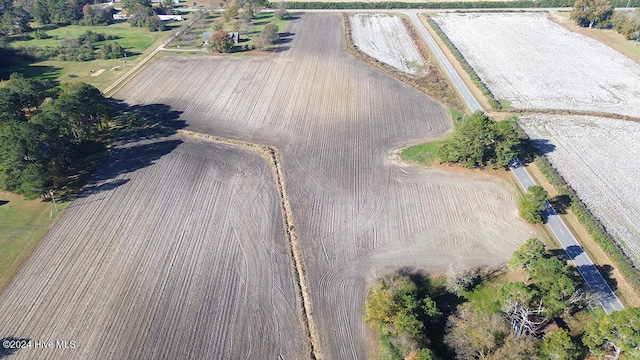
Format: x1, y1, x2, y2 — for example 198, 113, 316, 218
14, 30, 124, 62
0, 73, 110, 199
365, 239, 640, 359
572, 0, 640, 41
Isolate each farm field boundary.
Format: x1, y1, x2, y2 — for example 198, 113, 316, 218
176, 129, 321, 360
343, 13, 462, 110
430, 13, 640, 117
281, 0, 576, 9
425, 16, 502, 109
414, 10, 640, 303
533, 154, 640, 296
103, 11, 208, 96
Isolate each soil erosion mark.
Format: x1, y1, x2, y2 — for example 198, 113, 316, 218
177, 129, 321, 360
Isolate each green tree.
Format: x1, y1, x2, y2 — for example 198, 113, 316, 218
122, 0, 151, 11
0, 88, 26, 124
491, 120, 522, 168
0, 121, 49, 194
260, 23, 279, 45
99, 42, 124, 59
365, 273, 441, 342
146, 15, 165, 32
208, 30, 234, 53
51, 83, 108, 142
274, 1, 288, 20
498, 282, 537, 311
223, 1, 238, 22
6, 73, 53, 112
365, 283, 399, 326
127, 4, 151, 27
528, 257, 576, 317
19, 163, 48, 199
438, 111, 521, 169
612, 10, 640, 40
583, 308, 640, 358
240, 3, 253, 23
519, 186, 548, 224
571, 0, 613, 28
444, 302, 510, 359
539, 329, 580, 360
406, 348, 437, 360
509, 238, 546, 270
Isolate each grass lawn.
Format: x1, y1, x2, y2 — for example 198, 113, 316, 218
10, 23, 159, 53
401, 141, 443, 166
3, 21, 180, 90
0, 191, 69, 292
551, 11, 640, 66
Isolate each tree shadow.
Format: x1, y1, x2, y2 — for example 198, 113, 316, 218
0, 337, 31, 358
574, 258, 619, 293
271, 45, 290, 53
518, 138, 556, 165
0, 59, 62, 82
62, 101, 186, 201
549, 194, 572, 215
0, 200, 8, 206
548, 248, 570, 262
595, 264, 618, 292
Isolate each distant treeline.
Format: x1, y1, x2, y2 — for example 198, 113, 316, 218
275, 0, 640, 9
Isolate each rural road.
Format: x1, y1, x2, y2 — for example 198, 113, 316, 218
405, 12, 483, 112
403, 13, 624, 314
509, 159, 624, 314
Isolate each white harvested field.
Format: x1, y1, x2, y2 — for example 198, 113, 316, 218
0, 14, 539, 360
520, 115, 640, 266
432, 13, 640, 117
0, 137, 309, 359
349, 14, 425, 74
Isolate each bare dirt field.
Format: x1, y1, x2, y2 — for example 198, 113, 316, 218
349, 14, 425, 74
0, 14, 540, 360
520, 115, 640, 267
432, 13, 640, 117
0, 136, 309, 359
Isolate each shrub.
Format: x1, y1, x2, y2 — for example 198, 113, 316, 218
208, 30, 235, 53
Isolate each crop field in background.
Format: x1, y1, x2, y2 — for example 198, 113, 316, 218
432, 13, 640, 117
520, 115, 640, 267
0, 137, 309, 359
349, 14, 425, 74
110, 14, 538, 358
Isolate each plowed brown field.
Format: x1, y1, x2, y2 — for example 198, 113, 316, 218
0, 14, 539, 360
0, 137, 309, 359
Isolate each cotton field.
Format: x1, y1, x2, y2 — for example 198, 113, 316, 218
520, 114, 640, 266
350, 14, 425, 75
433, 13, 640, 117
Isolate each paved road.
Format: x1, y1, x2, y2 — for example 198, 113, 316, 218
404, 13, 623, 314
406, 13, 483, 112
510, 159, 624, 314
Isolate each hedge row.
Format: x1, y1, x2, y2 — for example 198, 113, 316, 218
279, 0, 576, 9
534, 155, 640, 293
426, 17, 501, 109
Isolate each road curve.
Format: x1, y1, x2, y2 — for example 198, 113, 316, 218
510, 158, 624, 314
